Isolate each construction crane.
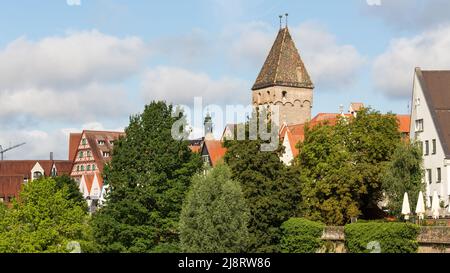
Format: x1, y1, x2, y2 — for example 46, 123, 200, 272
0, 143, 26, 160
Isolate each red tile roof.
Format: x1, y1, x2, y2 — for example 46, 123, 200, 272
189, 145, 201, 153
82, 172, 104, 195
69, 133, 82, 161
70, 130, 125, 176
396, 115, 411, 134
203, 141, 228, 167
0, 160, 72, 178
0, 176, 23, 200
280, 113, 411, 160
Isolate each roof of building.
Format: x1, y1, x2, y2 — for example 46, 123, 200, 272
0, 176, 23, 198
396, 115, 411, 134
416, 69, 450, 158
82, 172, 104, 195
0, 160, 72, 178
280, 113, 411, 159
203, 141, 228, 167
252, 27, 314, 90
69, 133, 82, 161
73, 130, 125, 173
189, 145, 201, 153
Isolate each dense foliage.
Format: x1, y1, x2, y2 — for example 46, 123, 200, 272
296, 108, 401, 225
345, 222, 420, 253
180, 164, 249, 253
381, 142, 424, 217
280, 218, 325, 253
224, 112, 301, 253
91, 101, 202, 253
0, 178, 94, 253
54, 175, 86, 209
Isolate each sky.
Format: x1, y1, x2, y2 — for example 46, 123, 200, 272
1, 0, 450, 160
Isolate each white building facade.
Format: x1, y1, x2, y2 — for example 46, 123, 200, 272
410, 68, 450, 208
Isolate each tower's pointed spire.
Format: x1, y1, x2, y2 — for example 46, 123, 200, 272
252, 26, 314, 90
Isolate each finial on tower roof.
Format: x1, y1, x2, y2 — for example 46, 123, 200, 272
285, 13, 289, 28
279, 15, 283, 30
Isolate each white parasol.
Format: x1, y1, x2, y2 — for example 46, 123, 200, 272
401, 192, 411, 220
431, 191, 440, 219
415, 191, 426, 220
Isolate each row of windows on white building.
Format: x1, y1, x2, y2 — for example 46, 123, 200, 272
78, 150, 110, 159
76, 164, 97, 172
416, 119, 442, 185
81, 138, 115, 146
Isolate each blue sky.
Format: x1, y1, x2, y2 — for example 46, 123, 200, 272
1, 0, 450, 159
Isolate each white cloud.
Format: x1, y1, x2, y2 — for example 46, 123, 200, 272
150, 29, 213, 66
361, 0, 450, 30
0, 83, 132, 122
226, 21, 365, 89
141, 66, 249, 105
0, 121, 124, 160
0, 30, 147, 90
0, 128, 67, 160
373, 24, 450, 98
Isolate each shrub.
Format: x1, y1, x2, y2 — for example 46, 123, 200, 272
280, 218, 325, 253
345, 222, 420, 253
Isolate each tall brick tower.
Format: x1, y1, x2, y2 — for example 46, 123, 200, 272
252, 26, 314, 126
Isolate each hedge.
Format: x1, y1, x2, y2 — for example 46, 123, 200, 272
280, 218, 325, 253
344, 222, 420, 253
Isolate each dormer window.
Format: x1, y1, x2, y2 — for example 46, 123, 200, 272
109, 140, 115, 145
415, 98, 421, 107
33, 171, 43, 180
103, 152, 110, 158
98, 140, 106, 145
415, 119, 424, 132
51, 168, 57, 177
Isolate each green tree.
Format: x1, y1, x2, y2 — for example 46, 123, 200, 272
381, 142, 424, 217
54, 175, 86, 208
297, 123, 362, 225
91, 101, 202, 253
224, 112, 301, 253
0, 178, 94, 253
296, 108, 401, 225
180, 164, 249, 253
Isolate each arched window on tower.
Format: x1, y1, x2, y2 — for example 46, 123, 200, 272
282, 91, 287, 100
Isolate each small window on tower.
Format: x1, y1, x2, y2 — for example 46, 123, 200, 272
282, 91, 287, 99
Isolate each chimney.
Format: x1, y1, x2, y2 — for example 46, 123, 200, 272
50, 152, 54, 161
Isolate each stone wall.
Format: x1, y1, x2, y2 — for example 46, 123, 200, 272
320, 226, 450, 253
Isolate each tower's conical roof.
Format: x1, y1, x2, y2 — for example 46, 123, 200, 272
252, 27, 314, 90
